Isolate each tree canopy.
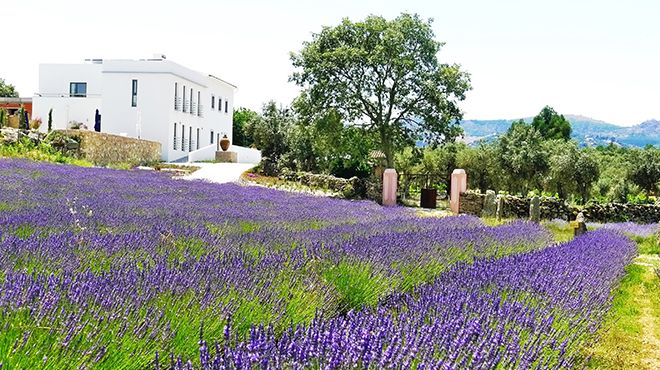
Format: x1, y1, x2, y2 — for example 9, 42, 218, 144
232, 107, 259, 147
290, 13, 471, 167
531, 106, 572, 140
0, 78, 19, 98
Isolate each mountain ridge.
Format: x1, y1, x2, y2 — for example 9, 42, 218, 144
460, 115, 659, 147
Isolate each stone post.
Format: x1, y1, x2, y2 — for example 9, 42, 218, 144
382, 169, 398, 207
496, 195, 504, 221
482, 190, 497, 218
450, 169, 467, 214
573, 212, 587, 238
529, 196, 541, 222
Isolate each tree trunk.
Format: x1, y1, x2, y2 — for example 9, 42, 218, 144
380, 128, 394, 169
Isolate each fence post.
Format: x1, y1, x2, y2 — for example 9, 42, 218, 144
382, 169, 398, 207
450, 169, 467, 214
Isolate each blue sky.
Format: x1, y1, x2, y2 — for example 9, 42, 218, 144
2, 0, 658, 125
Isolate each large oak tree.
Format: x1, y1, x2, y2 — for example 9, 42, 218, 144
290, 13, 471, 168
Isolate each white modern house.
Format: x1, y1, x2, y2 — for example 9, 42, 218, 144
32, 55, 260, 163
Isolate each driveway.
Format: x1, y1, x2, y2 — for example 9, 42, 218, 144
171, 162, 257, 184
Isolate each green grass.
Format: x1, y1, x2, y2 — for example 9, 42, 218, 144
587, 235, 660, 369
0, 138, 93, 167
322, 261, 394, 313
541, 220, 574, 243
633, 235, 660, 255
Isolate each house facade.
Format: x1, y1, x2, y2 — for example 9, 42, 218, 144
32, 56, 236, 162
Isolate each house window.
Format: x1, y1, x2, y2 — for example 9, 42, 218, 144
174, 83, 179, 110
190, 88, 193, 115
182, 124, 186, 151
225, 100, 228, 113
188, 126, 193, 152
196, 128, 200, 150
183, 86, 187, 112
211, 95, 215, 109
197, 91, 201, 116
218, 98, 222, 111
69, 82, 87, 97
173, 123, 178, 150
210, 130, 214, 144
131, 80, 138, 107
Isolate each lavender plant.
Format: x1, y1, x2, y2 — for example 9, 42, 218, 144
0, 159, 635, 369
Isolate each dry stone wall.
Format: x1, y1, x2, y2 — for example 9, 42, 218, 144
580, 203, 660, 224
55, 130, 161, 166
458, 190, 660, 223
458, 191, 485, 216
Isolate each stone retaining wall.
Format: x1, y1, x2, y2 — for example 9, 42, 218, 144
458, 190, 660, 223
458, 191, 485, 216
55, 130, 161, 166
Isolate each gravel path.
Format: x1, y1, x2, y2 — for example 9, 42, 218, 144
170, 162, 256, 184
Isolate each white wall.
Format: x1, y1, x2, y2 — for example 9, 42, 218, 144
33, 96, 102, 131
33, 63, 103, 131
38, 63, 102, 96
164, 72, 235, 162
231, 145, 262, 164
33, 58, 235, 162
101, 72, 171, 149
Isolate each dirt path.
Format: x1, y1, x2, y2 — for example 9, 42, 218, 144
633, 254, 660, 369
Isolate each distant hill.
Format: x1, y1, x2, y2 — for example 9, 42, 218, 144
460, 116, 660, 147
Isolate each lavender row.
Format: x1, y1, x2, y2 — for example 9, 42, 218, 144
177, 230, 636, 370
0, 159, 553, 368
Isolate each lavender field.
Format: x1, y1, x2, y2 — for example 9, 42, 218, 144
0, 159, 638, 369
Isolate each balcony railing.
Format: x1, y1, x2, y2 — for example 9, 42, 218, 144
174, 97, 182, 111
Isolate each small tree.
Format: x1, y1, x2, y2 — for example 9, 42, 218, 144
531, 106, 572, 141
628, 148, 660, 195
18, 105, 27, 130
232, 107, 258, 147
249, 101, 294, 175
496, 121, 549, 194
48, 108, 53, 132
0, 78, 19, 98
0, 108, 7, 128
546, 141, 599, 202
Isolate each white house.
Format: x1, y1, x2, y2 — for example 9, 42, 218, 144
33, 55, 259, 163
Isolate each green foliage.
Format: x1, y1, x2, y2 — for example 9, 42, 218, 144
456, 143, 499, 192
232, 107, 258, 147
416, 143, 463, 189
47, 108, 53, 132
0, 108, 7, 128
546, 140, 599, 203
248, 101, 294, 175
587, 259, 660, 369
0, 137, 92, 167
531, 106, 572, 140
390, 132, 656, 203
17, 105, 27, 130
290, 13, 471, 167
322, 261, 393, 312
0, 77, 19, 97
325, 127, 374, 179
496, 122, 549, 194
627, 148, 660, 194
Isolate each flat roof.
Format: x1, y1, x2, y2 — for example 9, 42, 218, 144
0, 97, 32, 103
